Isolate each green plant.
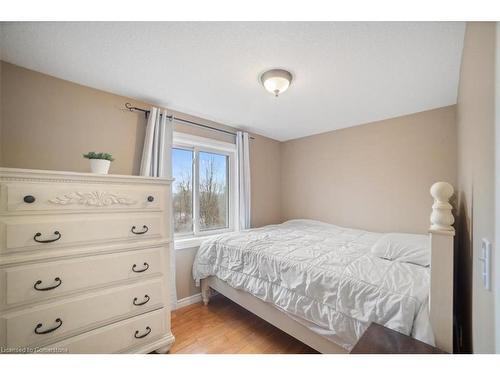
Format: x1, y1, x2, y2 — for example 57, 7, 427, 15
83, 152, 114, 162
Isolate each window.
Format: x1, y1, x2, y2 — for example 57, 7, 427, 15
172, 132, 237, 243
198, 151, 229, 231
172, 148, 193, 234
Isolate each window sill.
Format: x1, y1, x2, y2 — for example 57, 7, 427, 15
174, 234, 221, 250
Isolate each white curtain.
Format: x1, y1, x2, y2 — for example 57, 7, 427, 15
236, 131, 251, 230
139, 107, 177, 308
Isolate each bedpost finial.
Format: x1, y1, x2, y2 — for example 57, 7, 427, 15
430, 182, 455, 233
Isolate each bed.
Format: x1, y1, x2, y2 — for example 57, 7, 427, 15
192, 182, 455, 353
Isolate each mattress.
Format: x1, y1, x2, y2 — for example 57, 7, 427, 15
192, 219, 434, 351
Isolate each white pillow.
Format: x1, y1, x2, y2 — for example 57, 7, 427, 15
371, 233, 430, 267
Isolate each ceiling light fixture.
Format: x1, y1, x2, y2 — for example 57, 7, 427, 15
260, 69, 293, 97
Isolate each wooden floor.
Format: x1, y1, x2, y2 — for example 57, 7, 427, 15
169, 294, 318, 354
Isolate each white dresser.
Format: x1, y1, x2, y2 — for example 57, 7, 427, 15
0, 168, 175, 354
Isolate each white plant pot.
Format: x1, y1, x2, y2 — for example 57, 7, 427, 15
89, 159, 111, 174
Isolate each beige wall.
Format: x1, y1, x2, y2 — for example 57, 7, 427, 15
250, 134, 282, 227
0, 60, 3, 167
175, 247, 201, 300
456, 22, 496, 354
0, 61, 282, 300
1, 61, 148, 175
281, 106, 457, 234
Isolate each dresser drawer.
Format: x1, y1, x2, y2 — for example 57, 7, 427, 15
1, 247, 166, 308
1, 278, 166, 348
0, 182, 167, 214
0, 212, 167, 254
45, 308, 169, 353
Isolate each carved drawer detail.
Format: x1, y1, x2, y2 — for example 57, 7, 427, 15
49, 192, 137, 207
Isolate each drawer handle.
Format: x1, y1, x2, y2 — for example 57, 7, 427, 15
133, 294, 150, 306
132, 262, 149, 273
34, 231, 61, 243
35, 318, 63, 335
131, 225, 149, 235
34, 277, 62, 291
134, 326, 151, 339
24, 195, 36, 203
147, 195, 154, 202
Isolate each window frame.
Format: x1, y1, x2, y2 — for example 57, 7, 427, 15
172, 131, 238, 248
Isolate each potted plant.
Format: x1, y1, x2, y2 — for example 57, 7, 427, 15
83, 152, 114, 174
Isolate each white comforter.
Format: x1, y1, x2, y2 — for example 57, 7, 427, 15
192, 219, 433, 350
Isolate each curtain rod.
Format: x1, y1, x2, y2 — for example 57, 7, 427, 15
124, 103, 255, 140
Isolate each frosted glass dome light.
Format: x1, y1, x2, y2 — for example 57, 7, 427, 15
260, 69, 293, 97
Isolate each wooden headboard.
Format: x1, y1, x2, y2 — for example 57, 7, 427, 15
429, 181, 455, 353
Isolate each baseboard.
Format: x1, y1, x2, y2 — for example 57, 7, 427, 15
175, 293, 202, 309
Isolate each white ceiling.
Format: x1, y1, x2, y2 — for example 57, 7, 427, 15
0, 22, 465, 141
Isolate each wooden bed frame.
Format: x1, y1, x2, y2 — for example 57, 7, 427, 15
200, 182, 456, 353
